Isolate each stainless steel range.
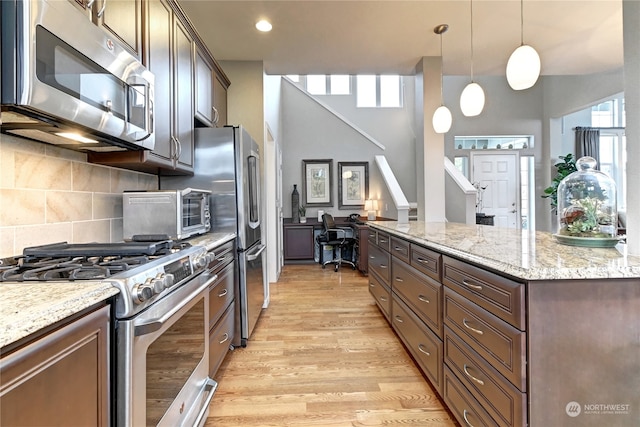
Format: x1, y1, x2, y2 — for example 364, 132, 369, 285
0, 239, 218, 427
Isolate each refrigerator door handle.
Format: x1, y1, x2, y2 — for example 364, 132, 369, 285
246, 244, 266, 261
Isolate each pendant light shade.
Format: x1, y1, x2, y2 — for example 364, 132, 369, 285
460, 0, 484, 117
506, 44, 541, 90
432, 24, 451, 134
460, 82, 485, 117
432, 105, 452, 134
507, 0, 540, 90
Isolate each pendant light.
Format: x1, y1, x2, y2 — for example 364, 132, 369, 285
432, 24, 452, 134
460, 0, 485, 117
506, 0, 540, 90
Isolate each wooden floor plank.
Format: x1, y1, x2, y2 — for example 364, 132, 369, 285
205, 264, 457, 426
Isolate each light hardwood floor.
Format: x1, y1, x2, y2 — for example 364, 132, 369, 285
205, 264, 458, 427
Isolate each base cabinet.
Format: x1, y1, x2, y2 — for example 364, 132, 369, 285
0, 305, 110, 426
207, 240, 236, 379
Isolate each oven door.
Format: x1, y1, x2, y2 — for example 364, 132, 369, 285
117, 272, 218, 427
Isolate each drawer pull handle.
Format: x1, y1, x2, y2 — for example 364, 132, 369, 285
418, 294, 430, 303
463, 364, 485, 386
417, 344, 431, 356
380, 296, 388, 302
219, 333, 229, 344
218, 289, 228, 297
394, 277, 404, 282
394, 246, 405, 252
380, 239, 388, 243
394, 315, 404, 323
416, 257, 430, 265
462, 318, 484, 335
462, 279, 482, 290
380, 264, 388, 269
369, 256, 376, 260
462, 409, 476, 427
369, 283, 375, 288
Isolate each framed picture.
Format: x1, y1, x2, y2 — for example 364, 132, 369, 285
338, 161, 369, 209
303, 159, 333, 206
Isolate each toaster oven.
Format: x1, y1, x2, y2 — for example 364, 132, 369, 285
123, 189, 211, 240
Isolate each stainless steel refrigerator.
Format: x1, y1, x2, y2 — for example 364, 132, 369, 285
161, 125, 265, 347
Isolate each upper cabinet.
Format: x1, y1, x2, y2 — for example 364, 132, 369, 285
67, 0, 141, 58
195, 42, 230, 128
88, 0, 229, 175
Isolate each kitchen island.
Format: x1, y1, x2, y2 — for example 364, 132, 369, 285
367, 221, 640, 427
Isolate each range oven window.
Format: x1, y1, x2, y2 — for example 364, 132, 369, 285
35, 25, 147, 130
145, 298, 205, 425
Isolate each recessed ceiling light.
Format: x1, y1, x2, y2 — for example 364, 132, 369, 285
256, 19, 272, 32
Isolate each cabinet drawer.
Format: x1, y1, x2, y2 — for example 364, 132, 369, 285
208, 240, 235, 274
369, 271, 391, 320
392, 294, 443, 394
208, 261, 235, 330
368, 229, 377, 246
443, 366, 499, 427
444, 327, 527, 427
376, 231, 390, 252
444, 288, 526, 391
443, 256, 525, 329
389, 236, 410, 263
410, 244, 441, 281
391, 257, 442, 337
209, 302, 235, 379
368, 244, 391, 283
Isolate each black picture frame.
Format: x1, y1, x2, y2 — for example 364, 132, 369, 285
302, 159, 333, 207
338, 161, 369, 209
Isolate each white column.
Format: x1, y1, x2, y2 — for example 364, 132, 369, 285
623, 1, 640, 255
415, 57, 446, 222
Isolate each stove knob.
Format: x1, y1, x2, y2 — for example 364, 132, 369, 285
152, 275, 165, 293
195, 254, 208, 269
164, 273, 175, 288
133, 283, 154, 303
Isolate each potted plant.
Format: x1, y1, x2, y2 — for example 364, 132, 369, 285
299, 205, 307, 223
542, 154, 577, 210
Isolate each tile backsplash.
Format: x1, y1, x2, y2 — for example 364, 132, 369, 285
0, 134, 158, 257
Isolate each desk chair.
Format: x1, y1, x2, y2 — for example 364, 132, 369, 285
317, 213, 357, 272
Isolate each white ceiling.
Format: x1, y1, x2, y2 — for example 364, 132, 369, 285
177, 0, 623, 77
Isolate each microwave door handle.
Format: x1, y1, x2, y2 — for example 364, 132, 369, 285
128, 81, 154, 142
246, 244, 266, 261
133, 274, 217, 336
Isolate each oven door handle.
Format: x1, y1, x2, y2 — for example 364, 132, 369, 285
134, 273, 216, 336
246, 244, 266, 261
194, 378, 218, 427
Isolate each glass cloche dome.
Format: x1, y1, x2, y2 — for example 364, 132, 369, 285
555, 156, 618, 246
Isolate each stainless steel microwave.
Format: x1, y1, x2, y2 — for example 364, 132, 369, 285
0, 0, 154, 152
123, 189, 212, 241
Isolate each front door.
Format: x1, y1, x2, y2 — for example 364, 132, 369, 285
471, 152, 520, 228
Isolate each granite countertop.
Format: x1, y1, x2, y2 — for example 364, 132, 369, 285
369, 221, 640, 281
0, 232, 237, 351
0, 281, 119, 349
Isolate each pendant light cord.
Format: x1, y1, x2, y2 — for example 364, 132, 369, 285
440, 32, 444, 104
520, 0, 524, 45
470, 0, 474, 81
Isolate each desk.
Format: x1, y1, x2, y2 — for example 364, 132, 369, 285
283, 217, 369, 274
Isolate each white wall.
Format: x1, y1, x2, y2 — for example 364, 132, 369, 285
280, 79, 416, 221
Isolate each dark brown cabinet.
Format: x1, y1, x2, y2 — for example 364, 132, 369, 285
206, 239, 236, 379
283, 223, 315, 261
67, 0, 141, 57
89, 0, 196, 175
0, 305, 110, 426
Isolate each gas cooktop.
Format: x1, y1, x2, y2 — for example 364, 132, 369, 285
0, 240, 190, 282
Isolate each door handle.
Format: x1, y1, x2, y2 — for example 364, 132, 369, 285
247, 244, 266, 261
